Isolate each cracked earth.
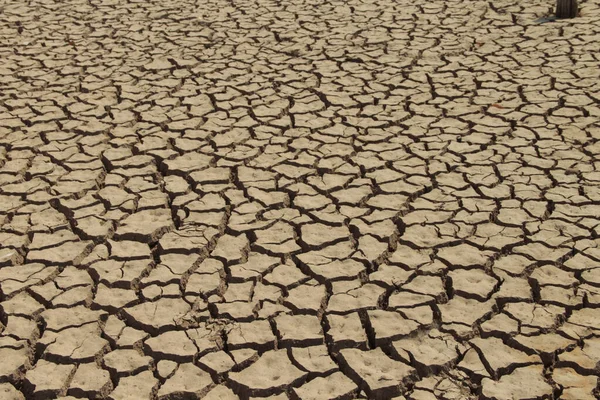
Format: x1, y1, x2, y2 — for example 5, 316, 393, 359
1, 0, 600, 399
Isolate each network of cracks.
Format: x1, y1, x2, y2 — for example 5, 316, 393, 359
1, 0, 600, 399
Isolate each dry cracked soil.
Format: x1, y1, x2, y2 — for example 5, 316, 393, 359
1, 0, 600, 399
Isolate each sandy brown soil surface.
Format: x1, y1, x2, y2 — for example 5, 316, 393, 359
1, 0, 600, 398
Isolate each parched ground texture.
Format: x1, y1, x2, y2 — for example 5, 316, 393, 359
1, 0, 600, 398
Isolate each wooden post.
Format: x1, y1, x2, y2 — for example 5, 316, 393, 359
556, 0, 578, 18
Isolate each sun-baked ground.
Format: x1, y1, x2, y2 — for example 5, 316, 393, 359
1, 0, 600, 398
